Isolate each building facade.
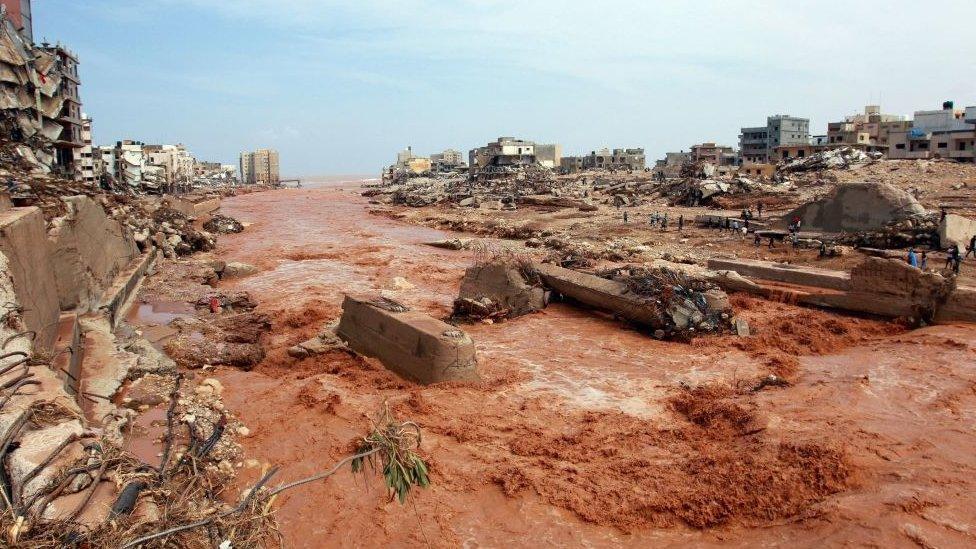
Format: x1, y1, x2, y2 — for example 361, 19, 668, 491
430, 148, 464, 170
888, 102, 975, 161
73, 115, 95, 184
40, 44, 83, 174
468, 137, 538, 179
239, 149, 279, 184
652, 151, 691, 179
827, 105, 911, 149
739, 115, 810, 164
0, 0, 31, 41
690, 142, 736, 166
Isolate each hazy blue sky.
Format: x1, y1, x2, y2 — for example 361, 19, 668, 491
34, 0, 976, 176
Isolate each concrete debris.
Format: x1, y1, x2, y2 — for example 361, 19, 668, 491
779, 147, 876, 173
454, 260, 547, 320
425, 238, 472, 250
939, 213, 976, 248
336, 294, 480, 384
218, 261, 259, 280
782, 181, 928, 234
536, 262, 737, 339
287, 329, 348, 359
203, 214, 244, 234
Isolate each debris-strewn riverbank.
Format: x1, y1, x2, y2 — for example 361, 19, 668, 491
119, 181, 976, 548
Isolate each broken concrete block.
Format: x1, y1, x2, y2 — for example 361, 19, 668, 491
939, 213, 976, 248
287, 331, 347, 358
534, 263, 663, 326
336, 295, 480, 384
221, 261, 258, 279
455, 261, 546, 319
780, 181, 926, 233
425, 238, 470, 251
735, 318, 751, 337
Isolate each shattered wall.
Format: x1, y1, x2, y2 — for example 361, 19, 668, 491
0, 12, 75, 174
47, 195, 139, 311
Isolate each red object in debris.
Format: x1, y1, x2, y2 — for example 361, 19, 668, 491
209, 297, 220, 313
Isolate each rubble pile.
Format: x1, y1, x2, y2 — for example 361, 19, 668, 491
366, 170, 660, 211
779, 147, 878, 173
660, 174, 793, 207
836, 212, 941, 249
203, 213, 245, 234
596, 264, 738, 339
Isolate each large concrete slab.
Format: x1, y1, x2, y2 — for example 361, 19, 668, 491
0, 207, 60, 350
707, 258, 852, 291
533, 263, 661, 326
939, 213, 976, 248
336, 295, 480, 384
781, 181, 926, 233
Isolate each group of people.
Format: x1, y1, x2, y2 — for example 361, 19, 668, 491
907, 233, 976, 275
620, 209, 685, 232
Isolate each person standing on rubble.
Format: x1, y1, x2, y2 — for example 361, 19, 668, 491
678, 214, 684, 231
921, 251, 928, 270
908, 247, 918, 268
623, 210, 629, 223
662, 213, 669, 230
966, 234, 976, 259
757, 201, 764, 218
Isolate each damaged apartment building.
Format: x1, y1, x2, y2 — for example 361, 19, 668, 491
0, 0, 86, 177
468, 137, 562, 180
239, 148, 280, 184
96, 140, 203, 193
560, 147, 646, 174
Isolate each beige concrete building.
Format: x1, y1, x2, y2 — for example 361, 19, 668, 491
581, 147, 645, 171
827, 105, 910, 150
690, 142, 736, 166
239, 149, 279, 184
888, 102, 975, 161
73, 115, 95, 184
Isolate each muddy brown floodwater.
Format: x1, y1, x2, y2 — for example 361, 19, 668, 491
157, 181, 976, 548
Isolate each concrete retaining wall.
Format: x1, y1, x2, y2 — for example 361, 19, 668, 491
48, 196, 140, 312
0, 207, 61, 351
336, 295, 480, 384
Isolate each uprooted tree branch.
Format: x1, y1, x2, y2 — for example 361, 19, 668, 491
1, 405, 430, 548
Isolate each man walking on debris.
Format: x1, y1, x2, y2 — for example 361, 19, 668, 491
757, 201, 764, 218
908, 247, 918, 268
678, 214, 683, 231
623, 210, 629, 223
967, 234, 976, 259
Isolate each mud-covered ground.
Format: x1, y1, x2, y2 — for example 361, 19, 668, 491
129, 181, 976, 548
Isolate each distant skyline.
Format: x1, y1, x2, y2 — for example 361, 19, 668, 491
35, 0, 976, 176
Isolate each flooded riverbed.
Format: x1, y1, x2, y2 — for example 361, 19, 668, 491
133, 181, 976, 548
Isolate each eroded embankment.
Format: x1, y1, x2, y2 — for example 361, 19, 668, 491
130, 183, 976, 548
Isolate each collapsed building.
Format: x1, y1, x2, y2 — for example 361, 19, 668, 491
0, 9, 83, 176
467, 137, 561, 180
